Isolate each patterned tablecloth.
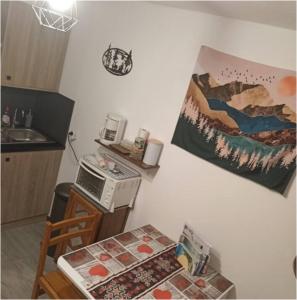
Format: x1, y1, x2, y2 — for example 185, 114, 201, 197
58, 225, 234, 299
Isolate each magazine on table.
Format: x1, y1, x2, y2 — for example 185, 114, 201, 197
176, 223, 211, 276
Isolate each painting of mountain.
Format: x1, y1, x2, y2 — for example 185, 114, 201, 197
172, 46, 296, 193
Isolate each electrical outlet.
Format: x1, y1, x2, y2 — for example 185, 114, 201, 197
68, 131, 77, 141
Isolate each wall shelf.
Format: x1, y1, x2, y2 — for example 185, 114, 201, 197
94, 139, 160, 170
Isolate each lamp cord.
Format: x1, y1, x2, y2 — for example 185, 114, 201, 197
67, 133, 79, 163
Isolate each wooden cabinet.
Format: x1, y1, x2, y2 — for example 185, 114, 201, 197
69, 188, 131, 242
1, 150, 63, 224
96, 204, 130, 241
1, 1, 69, 92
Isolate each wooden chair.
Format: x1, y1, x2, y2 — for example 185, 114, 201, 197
32, 214, 101, 299
32, 190, 102, 299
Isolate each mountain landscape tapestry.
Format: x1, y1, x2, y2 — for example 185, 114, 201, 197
172, 46, 296, 193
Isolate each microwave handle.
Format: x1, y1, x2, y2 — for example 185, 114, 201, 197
80, 162, 106, 181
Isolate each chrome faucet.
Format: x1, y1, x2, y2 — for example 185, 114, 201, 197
12, 108, 25, 128
12, 108, 18, 128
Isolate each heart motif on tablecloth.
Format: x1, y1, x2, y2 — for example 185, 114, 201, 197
195, 278, 206, 288
99, 253, 112, 261
137, 244, 153, 254
143, 235, 152, 242
153, 289, 172, 299
89, 265, 109, 277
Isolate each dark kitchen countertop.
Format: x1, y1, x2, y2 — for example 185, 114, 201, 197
1, 141, 65, 153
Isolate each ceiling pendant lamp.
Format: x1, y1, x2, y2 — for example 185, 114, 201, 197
32, 0, 78, 32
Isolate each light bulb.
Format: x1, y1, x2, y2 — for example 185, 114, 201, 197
48, 0, 75, 12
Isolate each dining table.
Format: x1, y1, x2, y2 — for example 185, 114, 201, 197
57, 224, 234, 299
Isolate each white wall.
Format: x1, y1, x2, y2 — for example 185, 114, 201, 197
57, 2, 296, 298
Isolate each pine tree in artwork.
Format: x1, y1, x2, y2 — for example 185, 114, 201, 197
181, 96, 199, 125
238, 150, 249, 167
281, 147, 296, 169
206, 127, 215, 142
218, 142, 232, 159
250, 152, 261, 170
266, 146, 287, 171
232, 148, 241, 162
247, 151, 256, 168
197, 116, 208, 132
215, 134, 226, 155
259, 151, 273, 173
204, 125, 210, 135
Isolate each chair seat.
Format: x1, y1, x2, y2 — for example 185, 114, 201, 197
40, 271, 84, 299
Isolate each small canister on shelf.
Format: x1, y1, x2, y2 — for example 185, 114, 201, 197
138, 128, 150, 142
130, 128, 150, 161
143, 139, 163, 166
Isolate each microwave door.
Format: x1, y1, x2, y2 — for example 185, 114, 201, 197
76, 162, 106, 201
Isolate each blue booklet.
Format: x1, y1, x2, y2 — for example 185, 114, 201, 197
176, 224, 211, 275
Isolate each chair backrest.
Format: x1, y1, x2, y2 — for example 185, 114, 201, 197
53, 188, 102, 258
35, 213, 101, 281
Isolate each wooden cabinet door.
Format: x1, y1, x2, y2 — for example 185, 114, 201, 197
1, 1, 9, 46
96, 205, 130, 241
67, 188, 130, 242
1, 150, 63, 224
27, 150, 63, 218
1, 1, 69, 91
1, 152, 33, 223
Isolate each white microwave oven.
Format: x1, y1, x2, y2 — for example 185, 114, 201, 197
74, 154, 141, 212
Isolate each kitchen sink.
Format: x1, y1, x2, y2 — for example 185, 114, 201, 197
2, 128, 54, 144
